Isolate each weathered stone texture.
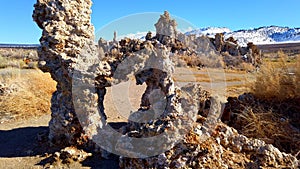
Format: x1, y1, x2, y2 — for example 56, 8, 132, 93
155, 11, 178, 42
33, 1, 298, 167
33, 0, 98, 146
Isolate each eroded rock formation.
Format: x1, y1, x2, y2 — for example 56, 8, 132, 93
120, 122, 298, 168
155, 11, 178, 42
33, 0, 98, 146
33, 0, 298, 167
212, 33, 261, 67
215, 33, 225, 52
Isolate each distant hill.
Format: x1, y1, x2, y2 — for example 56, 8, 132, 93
3, 26, 300, 50
0, 44, 40, 49
185, 27, 231, 37
186, 26, 300, 46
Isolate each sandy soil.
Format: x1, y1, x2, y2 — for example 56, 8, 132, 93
0, 67, 252, 168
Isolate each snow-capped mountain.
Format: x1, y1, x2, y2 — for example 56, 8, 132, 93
186, 26, 300, 46
185, 27, 231, 38
117, 31, 150, 41
118, 26, 300, 47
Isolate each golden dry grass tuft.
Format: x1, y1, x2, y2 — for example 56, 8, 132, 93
226, 51, 300, 155
251, 51, 299, 101
233, 105, 300, 155
0, 69, 56, 122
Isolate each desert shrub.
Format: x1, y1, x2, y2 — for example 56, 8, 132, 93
0, 69, 56, 121
0, 55, 38, 69
0, 55, 26, 69
231, 104, 300, 154
0, 68, 21, 84
237, 62, 255, 72
179, 53, 225, 68
0, 48, 38, 60
225, 93, 300, 155
0, 55, 9, 68
179, 54, 204, 68
198, 54, 225, 68
225, 52, 300, 155
251, 51, 299, 101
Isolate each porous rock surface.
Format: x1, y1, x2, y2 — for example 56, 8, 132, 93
33, 0, 100, 146
53, 146, 92, 164
33, 0, 299, 168
212, 33, 261, 66
120, 122, 298, 168
155, 11, 177, 41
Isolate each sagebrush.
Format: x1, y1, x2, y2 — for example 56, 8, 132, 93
251, 51, 299, 101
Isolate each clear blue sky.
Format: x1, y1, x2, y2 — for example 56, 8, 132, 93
0, 0, 299, 44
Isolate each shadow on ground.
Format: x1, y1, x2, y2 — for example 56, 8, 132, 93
0, 123, 128, 168
0, 126, 51, 157
0, 122, 128, 168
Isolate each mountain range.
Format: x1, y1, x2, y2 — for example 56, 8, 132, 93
185, 26, 300, 46
3, 26, 297, 48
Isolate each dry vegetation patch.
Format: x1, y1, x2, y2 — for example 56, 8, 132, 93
0, 68, 56, 123
0, 48, 38, 69
224, 52, 300, 157
0, 48, 38, 60
252, 51, 300, 101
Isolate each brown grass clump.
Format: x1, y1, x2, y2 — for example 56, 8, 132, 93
178, 54, 204, 68
232, 104, 300, 155
225, 96, 300, 156
226, 50, 300, 155
177, 53, 225, 68
0, 69, 56, 122
251, 51, 299, 101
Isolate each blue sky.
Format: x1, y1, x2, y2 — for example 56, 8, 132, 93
0, 0, 299, 44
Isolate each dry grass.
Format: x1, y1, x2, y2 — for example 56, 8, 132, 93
177, 53, 225, 68
174, 67, 250, 83
233, 105, 300, 155
0, 69, 56, 122
0, 48, 38, 69
0, 68, 22, 83
0, 55, 26, 69
0, 55, 38, 69
236, 62, 256, 72
226, 51, 300, 155
0, 48, 38, 60
226, 85, 251, 97
251, 51, 299, 101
